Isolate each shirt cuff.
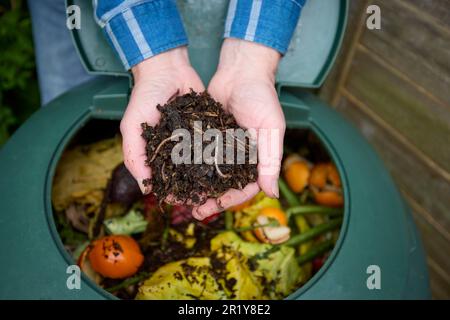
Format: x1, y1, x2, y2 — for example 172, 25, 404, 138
224, 0, 305, 54
95, 0, 188, 70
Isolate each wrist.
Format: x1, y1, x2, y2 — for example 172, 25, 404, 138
217, 38, 281, 82
131, 46, 191, 83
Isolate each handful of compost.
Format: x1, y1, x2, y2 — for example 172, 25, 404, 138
141, 91, 258, 206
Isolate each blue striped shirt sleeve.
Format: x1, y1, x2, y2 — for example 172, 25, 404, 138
94, 0, 188, 70
224, 0, 306, 54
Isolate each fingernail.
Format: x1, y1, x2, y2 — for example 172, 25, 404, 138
272, 180, 279, 198
192, 209, 202, 221
138, 180, 151, 195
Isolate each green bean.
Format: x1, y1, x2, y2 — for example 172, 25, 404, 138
297, 239, 334, 265
225, 211, 233, 230
299, 189, 310, 204
106, 271, 149, 293
278, 178, 300, 207
283, 217, 343, 247
286, 205, 343, 218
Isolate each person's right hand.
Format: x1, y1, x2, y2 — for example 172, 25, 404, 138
192, 39, 285, 220
120, 47, 205, 195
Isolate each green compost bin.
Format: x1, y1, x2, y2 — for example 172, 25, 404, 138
0, 0, 430, 299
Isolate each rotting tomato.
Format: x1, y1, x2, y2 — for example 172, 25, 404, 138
88, 235, 144, 279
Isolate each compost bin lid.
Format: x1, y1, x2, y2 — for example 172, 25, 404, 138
68, 0, 347, 88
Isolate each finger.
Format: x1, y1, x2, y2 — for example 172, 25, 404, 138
120, 115, 152, 195
216, 183, 260, 209
165, 193, 206, 206
191, 207, 202, 220
192, 198, 223, 220
193, 182, 259, 221
257, 119, 285, 199
192, 198, 222, 220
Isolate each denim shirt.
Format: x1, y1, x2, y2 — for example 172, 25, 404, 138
94, 0, 306, 70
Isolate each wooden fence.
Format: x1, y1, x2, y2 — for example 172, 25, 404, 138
319, 0, 450, 299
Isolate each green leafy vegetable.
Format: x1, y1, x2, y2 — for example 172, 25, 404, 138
103, 210, 148, 235
211, 231, 304, 299
136, 258, 227, 300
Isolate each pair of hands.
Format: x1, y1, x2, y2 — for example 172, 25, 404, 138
121, 39, 285, 221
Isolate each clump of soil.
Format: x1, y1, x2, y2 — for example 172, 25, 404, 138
141, 90, 258, 205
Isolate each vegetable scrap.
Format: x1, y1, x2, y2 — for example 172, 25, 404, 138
52, 128, 344, 299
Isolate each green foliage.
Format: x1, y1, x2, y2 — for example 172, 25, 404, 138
0, 105, 16, 143
0, 0, 40, 145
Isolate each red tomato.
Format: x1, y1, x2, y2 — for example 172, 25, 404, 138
88, 235, 144, 279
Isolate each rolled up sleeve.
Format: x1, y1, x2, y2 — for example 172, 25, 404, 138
224, 0, 306, 54
94, 0, 188, 70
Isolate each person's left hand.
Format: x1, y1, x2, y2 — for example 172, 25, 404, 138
192, 39, 285, 220
120, 47, 205, 196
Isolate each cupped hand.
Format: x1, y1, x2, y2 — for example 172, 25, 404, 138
192, 39, 286, 220
121, 47, 205, 194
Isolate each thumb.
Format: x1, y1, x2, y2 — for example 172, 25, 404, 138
120, 116, 152, 195
256, 121, 285, 198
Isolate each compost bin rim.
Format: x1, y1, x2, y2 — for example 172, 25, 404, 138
44, 110, 117, 300
44, 111, 349, 300
286, 119, 350, 299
